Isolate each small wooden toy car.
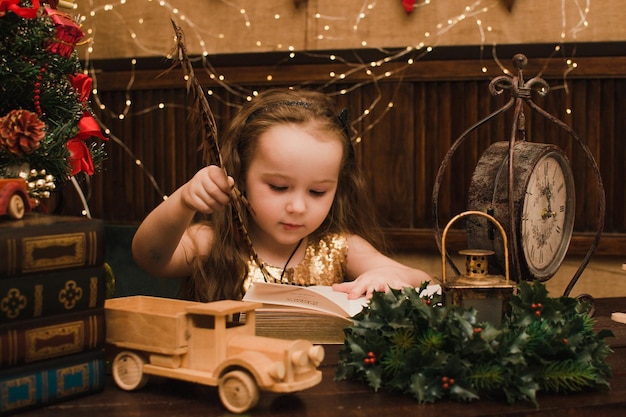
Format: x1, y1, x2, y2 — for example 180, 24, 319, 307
105, 296, 325, 414
0, 178, 35, 220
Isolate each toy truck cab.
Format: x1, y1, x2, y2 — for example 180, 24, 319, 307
0, 178, 35, 220
105, 296, 325, 414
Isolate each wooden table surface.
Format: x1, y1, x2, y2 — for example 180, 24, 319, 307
19, 297, 626, 417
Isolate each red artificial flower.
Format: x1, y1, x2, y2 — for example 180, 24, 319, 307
75, 114, 106, 141
66, 137, 93, 176
66, 114, 106, 176
0, 0, 40, 18
69, 73, 92, 103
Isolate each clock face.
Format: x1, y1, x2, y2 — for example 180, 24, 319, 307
521, 152, 575, 279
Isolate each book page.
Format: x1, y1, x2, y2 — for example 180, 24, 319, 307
243, 282, 367, 318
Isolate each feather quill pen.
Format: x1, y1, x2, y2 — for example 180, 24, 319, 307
167, 19, 273, 283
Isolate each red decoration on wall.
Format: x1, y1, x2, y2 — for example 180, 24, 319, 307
402, 1, 517, 14
402, 0, 416, 14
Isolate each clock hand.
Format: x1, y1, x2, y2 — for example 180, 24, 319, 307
541, 181, 556, 220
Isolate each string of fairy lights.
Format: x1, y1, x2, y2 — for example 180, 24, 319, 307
70, 0, 591, 202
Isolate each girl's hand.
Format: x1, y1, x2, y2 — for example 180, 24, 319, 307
332, 269, 416, 300
338, 235, 432, 300
180, 165, 234, 214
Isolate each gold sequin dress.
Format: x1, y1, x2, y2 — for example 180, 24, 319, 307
244, 232, 348, 290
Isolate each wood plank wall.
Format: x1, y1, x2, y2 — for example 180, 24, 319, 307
57, 49, 626, 256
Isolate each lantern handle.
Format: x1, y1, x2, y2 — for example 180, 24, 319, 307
441, 210, 509, 284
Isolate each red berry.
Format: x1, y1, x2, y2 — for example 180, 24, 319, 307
442, 383, 449, 390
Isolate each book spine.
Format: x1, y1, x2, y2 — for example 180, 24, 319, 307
0, 265, 105, 323
0, 308, 105, 369
0, 349, 106, 415
0, 215, 105, 277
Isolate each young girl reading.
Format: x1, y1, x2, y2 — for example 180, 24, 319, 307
132, 88, 431, 302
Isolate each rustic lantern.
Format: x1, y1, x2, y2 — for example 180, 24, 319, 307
439, 210, 516, 327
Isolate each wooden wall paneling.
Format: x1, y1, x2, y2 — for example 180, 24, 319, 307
135, 89, 158, 219
598, 78, 616, 232
613, 80, 626, 231
569, 79, 595, 232
429, 81, 454, 224
387, 81, 416, 228
359, 82, 415, 228
137, 89, 157, 220
161, 89, 177, 192
448, 80, 468, 210
583, 79, 605, 231
102, 90, 136, 222
412, 81, 429, 229
136, 89, 161, 220
180, 87, 195, 187
460, 81, 481, 165
446, 81, 475, 221
457, 81, 485, 215
475, 80, 499, 170
157, 88, 171, 195
51, 54, 626, 255
185, 88, 206, 186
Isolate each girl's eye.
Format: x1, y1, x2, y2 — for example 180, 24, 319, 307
269, 184, 287, 192
310, 190, 326, 197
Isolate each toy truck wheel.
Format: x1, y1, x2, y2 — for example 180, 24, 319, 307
112, 351, 149, 391
7, 194, 25, 220
218, 370, 260, 414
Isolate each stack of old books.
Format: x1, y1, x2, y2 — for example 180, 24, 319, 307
0, 213, 107, 415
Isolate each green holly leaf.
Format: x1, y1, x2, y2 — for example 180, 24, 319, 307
449, 383, 480, 402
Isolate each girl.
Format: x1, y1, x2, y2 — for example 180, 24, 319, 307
132, 88, 430, 302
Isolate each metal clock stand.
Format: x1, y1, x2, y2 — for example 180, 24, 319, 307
432, 54, 605, 310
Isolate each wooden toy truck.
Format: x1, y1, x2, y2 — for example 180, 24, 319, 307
104, 296, 325, 413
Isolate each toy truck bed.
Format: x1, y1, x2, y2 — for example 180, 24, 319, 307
105, 296, 198, 355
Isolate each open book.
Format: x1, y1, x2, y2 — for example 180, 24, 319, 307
243, 282, 441, 344
243, 282, 369, 318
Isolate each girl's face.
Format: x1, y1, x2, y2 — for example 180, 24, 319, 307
244, 123, 343, 250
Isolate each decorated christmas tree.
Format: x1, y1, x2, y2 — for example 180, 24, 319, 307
0, 0, 105, 202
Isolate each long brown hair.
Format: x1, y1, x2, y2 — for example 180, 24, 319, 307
181, 88, 385, 302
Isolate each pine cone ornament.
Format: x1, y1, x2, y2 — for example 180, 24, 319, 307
0, 109, 46, 156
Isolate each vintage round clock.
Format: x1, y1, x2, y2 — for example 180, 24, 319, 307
466, 141, 576, 281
